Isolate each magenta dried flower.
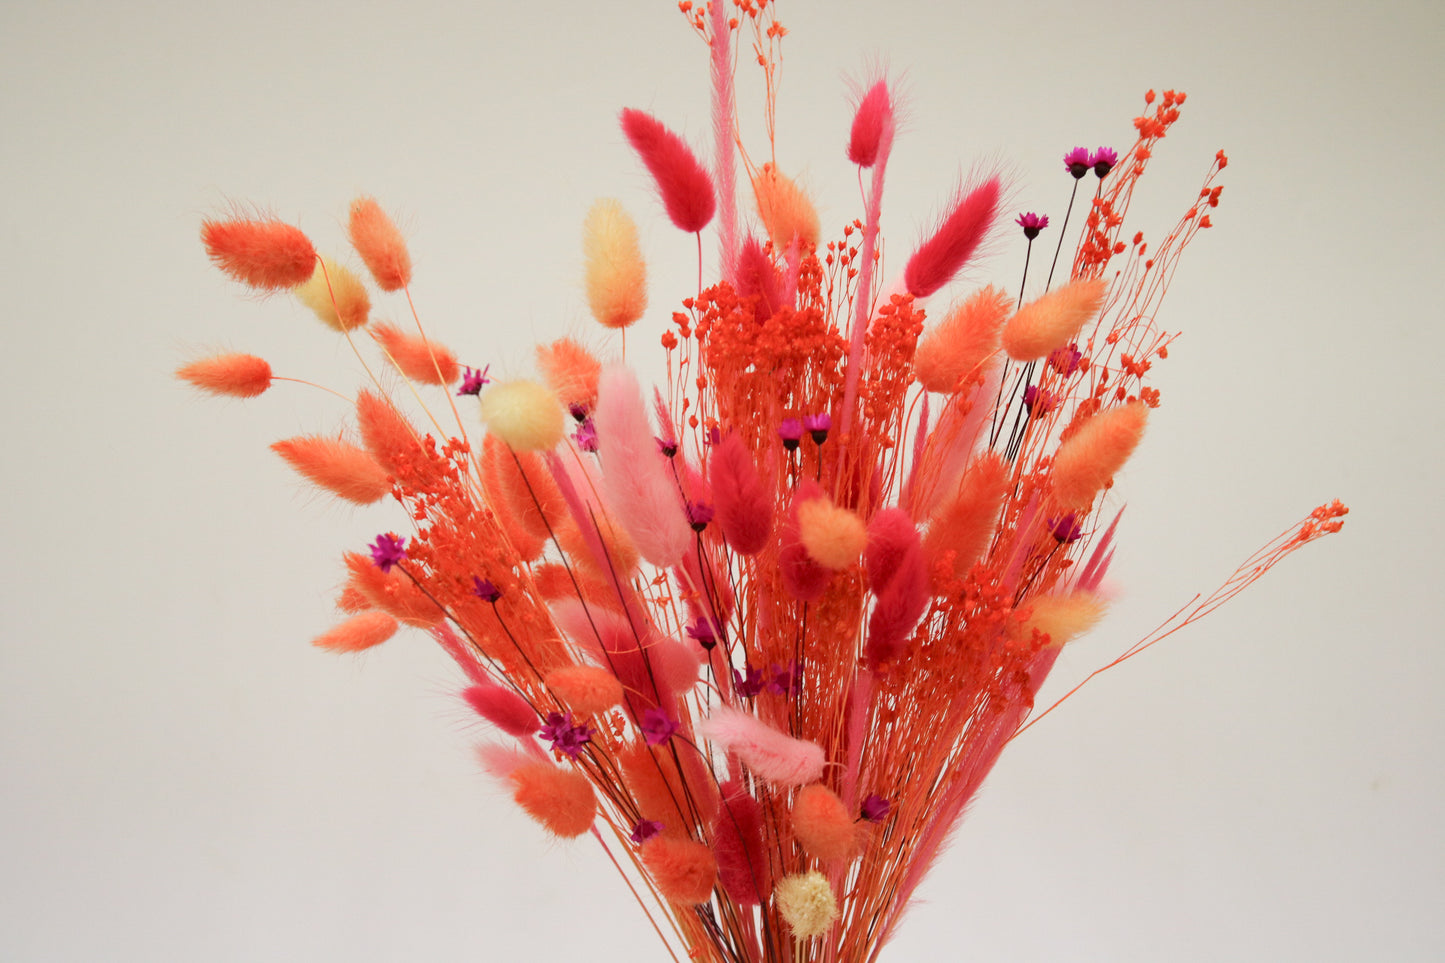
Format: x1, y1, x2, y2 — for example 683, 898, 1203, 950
734, 664, 766, 699
568, 401, 590, 422
1049, 513, 1084, 543
472, 577, 502, 602
457, 365, 490, 396
640, 707, 680, 746
686, 619, 718, 650
803, 412, 831, 445
1048, 342, 1083, 376
1091, 146, 1118, 178
573, 418, 599, 453
539, 711, 593, 759
686, 500, 715, 532
1064, 146, 1092, 179
779, 417, 804, 452
860, 794, 891, 822
767, 661, 800, 696
369, 533, 407, 572
1022, 384, 1056, 416
629, 819, 663, 845
1015, 212, 1049, 240
656, 436, 679, 458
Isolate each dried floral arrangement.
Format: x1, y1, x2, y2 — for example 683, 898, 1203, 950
179, 2, 1346, 960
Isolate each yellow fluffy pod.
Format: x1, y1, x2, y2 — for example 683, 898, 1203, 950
584, 198, 648, 329
1019, 591, 1108, 646
480, 380, 565, 452
775, 871, 838, 939
294, 256, 371, 332
797, 497, 867, 570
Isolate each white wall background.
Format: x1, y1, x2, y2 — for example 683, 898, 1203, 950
2, 1, 1439, 960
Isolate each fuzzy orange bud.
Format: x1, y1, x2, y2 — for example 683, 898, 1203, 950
914, 285, 1011, 392
371, 322, 459, 385
641, 836, 717, 906
1002, 278, 1107, 362
271, 435, 391, 504
310, 611, 398, 653
509, 762, 596, 838
753, 163, 820, 251
201, 216, 317, 290
545, 665, 624, 716
347, 196, 412, 292
791, 784, 858, 863
1051, 402, 1148, 508
175, 353, 272, 398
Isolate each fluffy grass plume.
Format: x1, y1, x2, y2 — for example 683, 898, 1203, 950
479, 380, 565, 453
463, 684, 541, 737
584, 198, 648, 330
535, 338, 601, 414
594, 366, 690, 567
709, 433, 773, 555
797, 496, 868, 570
904, 176, 1002, 299
923, 453, 1009, 580
270, 435, 391, 504
310, 611, 398, 653
347, 196, 412, 292
847, 79, 892, 168
201, 216, 316, 290
1022, 592, 1108, 646
752, 163, 820, 251
544, 666, 624, 716
714, 780, 769, 905
775, 871, 838, 939
791, 784, 858, 863
509, 762, 597, 838
913, 285, 1011, 392
1001, 277, 1108, 362
294, 256, 371, 332
176, 353, 272, 398
642, 836, 719, 906
620, 108, 716, 233
1051, 401, 1149, 508
701, 707, 825, 787
342, 551, 444, 628
371, 322, 459, 385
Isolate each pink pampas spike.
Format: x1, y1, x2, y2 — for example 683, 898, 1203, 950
904, 175, 1003, 299
620, 108, 716, 234
463, 684, 540, 738
708, 0, 737, 281
594, 365, 691, 568
700, 707, 826, 787
710, 433, 773, 556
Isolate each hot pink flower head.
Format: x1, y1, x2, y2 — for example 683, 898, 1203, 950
1064, 147, 1092, 179
1091, 146, 1118, 178
1015, 212, 1049, 240
457, 364, 490, 396
369, 533, 407, 572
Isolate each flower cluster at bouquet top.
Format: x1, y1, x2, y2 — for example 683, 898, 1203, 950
180, 3, 1345, 961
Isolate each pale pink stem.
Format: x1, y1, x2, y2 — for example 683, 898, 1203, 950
710, 0, 737, 285
839, 122, 895, 436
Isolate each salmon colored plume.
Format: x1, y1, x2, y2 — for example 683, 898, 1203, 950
620, 108, 716, 233
905, 176, 1002, 298
753, 164, 820, 251
294, 256, 371, 332
584, 198, 648, 330
371, 322, 459, 385
189, 17, 1349, 962
1051, 402, 1149, 508
175, 353, 272, 398
310, 611, 398, 653
791, 784, 858, 863
641, 836, 718, 906
1002, 277, 1108, 362
201, 216, 316, 290
270, 435, 391, 504
535, 338, 601, 414
509, 762, 597, 838
914, 285, 1012, 392
347, 196, 412, 292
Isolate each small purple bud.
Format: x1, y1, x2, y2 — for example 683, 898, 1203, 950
1049, 514, 1084, 544
640, 707, 680, 746
369, 533, 407, 573
686, 619, 718, 651
568, 401, 590, 422
573, 418, 598, 453
803, 412, 831, 445
457, 365, 490, 396
1048, 343, 1083, 376
1064, 146, 1092, 179
630, 819, 664, 845
686, 500, 715, 532
1022, 384, 1055, 416
733, 663, 766, 699
779, 418, 804, 452
472, 577, 502, 602
1015, 212, 1049, 241
1090, 146, 1118, 178
860, 794, 891, 822
656, 437, 679, 458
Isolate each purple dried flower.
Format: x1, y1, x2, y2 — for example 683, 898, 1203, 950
860, 794, 891, 822
472, 577, 502, 603
457, 364, 490, 396
779, 417, 804, 452
573, 418, 599, 453
640, 707, 679, 746
1091, 146, 1118, 178
733, 663, 766, 699
1015, 212, 1049, 240
539, 711, 593, 759
1049, 513, 1084, 543
656, 436, 679, 458
1064, 146, 1092, 179
1022, 384, 1055, 416
629, 819, 663, 845
568, 401, 590, 422
803, 411, 831, 445
368, 533, 407, 573
1048, 342, 1083, 376
766, 661, 800, 696
686, 500, 715, 532
686, 619, 718, 650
